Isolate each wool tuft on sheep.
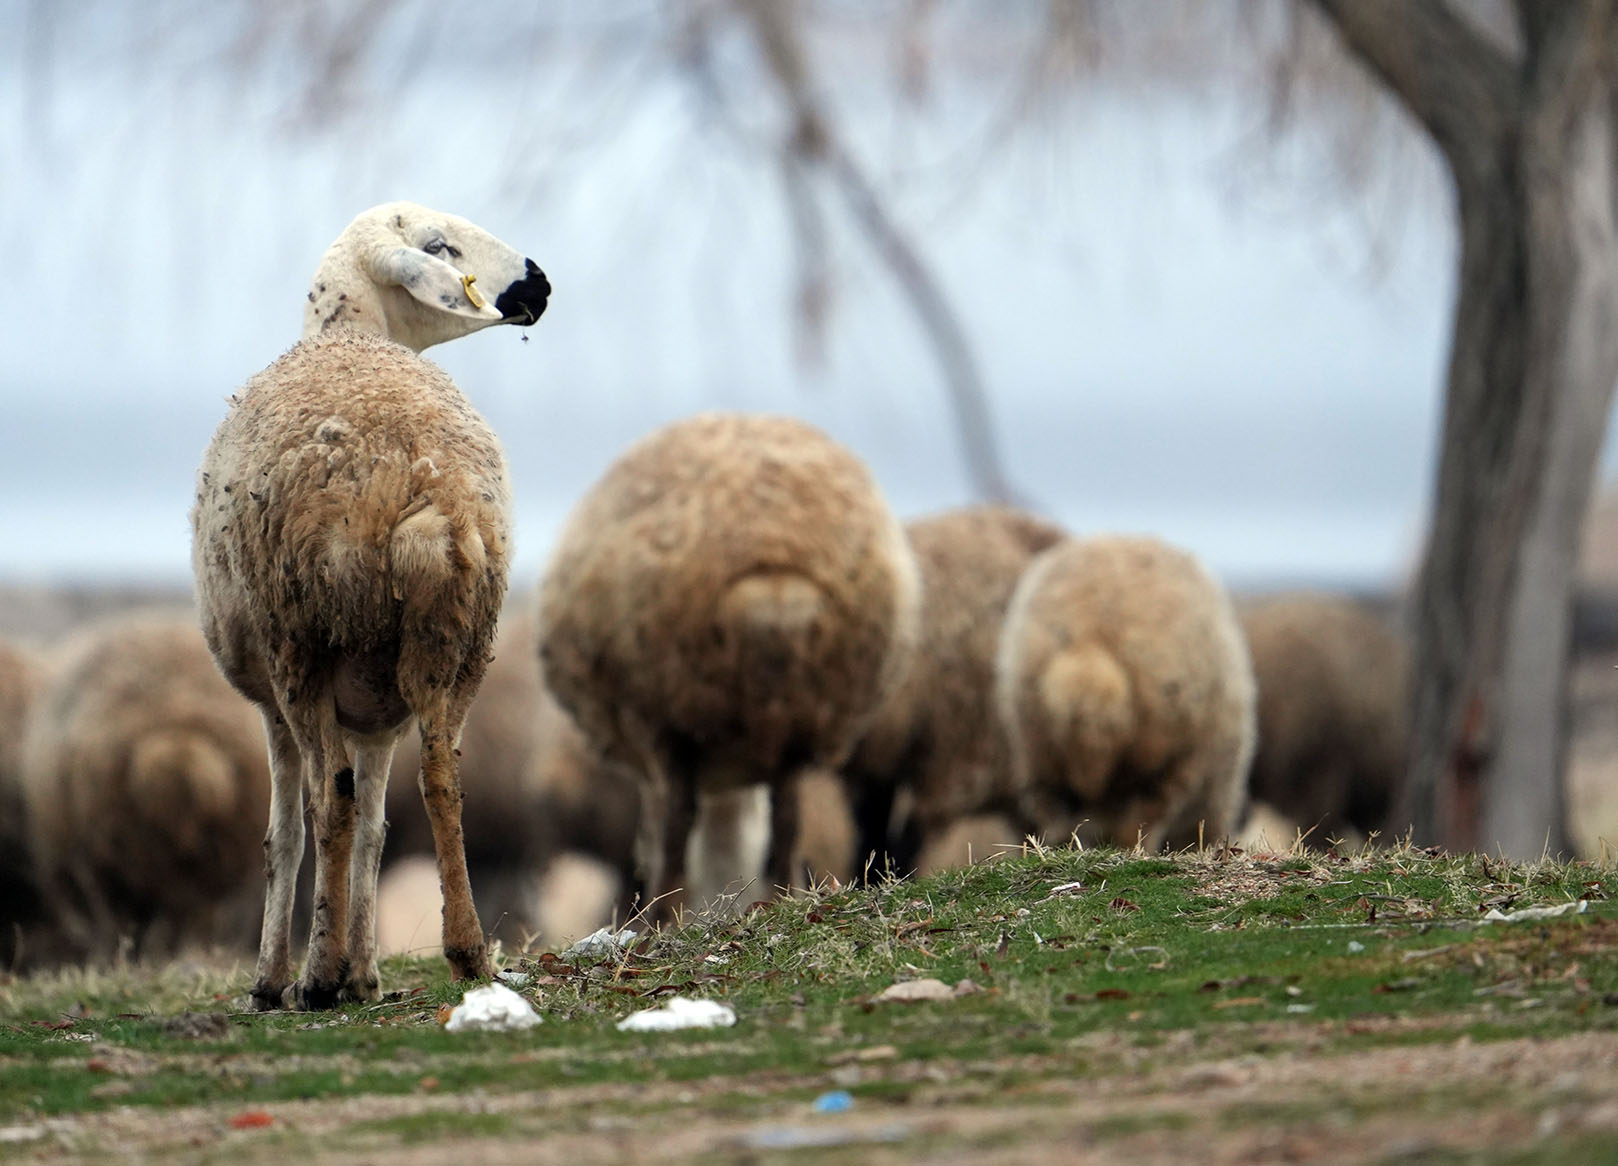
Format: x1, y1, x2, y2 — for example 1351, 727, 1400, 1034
1239, 592, 1407, 842
192, 201, 550, 1010
536, 412, 919, 919
20, 613, 270, 963
997, 534, 1255, 851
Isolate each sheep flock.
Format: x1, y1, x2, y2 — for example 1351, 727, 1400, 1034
0, 202, 1417, 1001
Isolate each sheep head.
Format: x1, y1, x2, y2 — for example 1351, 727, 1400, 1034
303, 201, 551, 353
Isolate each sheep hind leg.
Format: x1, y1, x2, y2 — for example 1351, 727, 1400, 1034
250, 708, 305, 1011
417, 706, 490, 981
289, 706, 357, 1011
766, 771, 803, 896
340, 736, 398, 1002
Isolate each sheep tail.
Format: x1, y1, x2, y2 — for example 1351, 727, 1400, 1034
718, 571, 825, 635
1038, 643, 1134, 799
388, 500, 482, 602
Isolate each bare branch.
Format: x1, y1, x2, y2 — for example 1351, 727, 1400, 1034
733, 0, 1024, 504
1307, 0, 1519, 176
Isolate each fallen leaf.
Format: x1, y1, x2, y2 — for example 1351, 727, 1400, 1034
1094, 988, 1131, 1001
1108, 897, 1140, 912
1211, 996, 1266, 1009
228, 1112, 274, 1130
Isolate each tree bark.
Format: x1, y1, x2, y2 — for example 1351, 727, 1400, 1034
1310, 0, 1618, 858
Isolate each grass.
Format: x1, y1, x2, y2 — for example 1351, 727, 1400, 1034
2, 841, 1616, 1159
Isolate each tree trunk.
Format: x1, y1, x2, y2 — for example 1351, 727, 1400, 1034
1311, 0, 1618, 858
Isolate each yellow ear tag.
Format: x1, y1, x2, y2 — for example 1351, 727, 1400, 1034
461, 273, 487, 310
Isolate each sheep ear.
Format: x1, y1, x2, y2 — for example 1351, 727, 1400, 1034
368, 247, 503, 322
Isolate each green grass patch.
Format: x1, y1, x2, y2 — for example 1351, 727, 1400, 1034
1, 843, 1614, 1146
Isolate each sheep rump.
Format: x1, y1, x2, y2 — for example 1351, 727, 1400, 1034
845, 504, 1066, 872
537, 411, 919, 916
20, 613, 270, 962
1239, 592, 1407, 841
998, 534, 1255, 851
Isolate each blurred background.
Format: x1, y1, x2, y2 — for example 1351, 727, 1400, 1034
0, 0, 1475, 603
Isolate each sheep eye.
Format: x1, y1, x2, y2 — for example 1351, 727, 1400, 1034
423, 238, 463, 260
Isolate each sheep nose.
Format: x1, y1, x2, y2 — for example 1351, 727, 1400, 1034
496, 258, 551, 325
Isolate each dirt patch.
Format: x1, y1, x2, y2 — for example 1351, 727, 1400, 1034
13, 1028, 1618, 1163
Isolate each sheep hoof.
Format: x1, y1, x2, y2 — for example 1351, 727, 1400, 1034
248, 981, 290, 1013
340, 973, 381, 1004
287, 977, 344, 1012
444, 944, 491, 982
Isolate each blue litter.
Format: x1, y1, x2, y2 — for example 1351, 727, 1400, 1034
812, 1090, 854, 1114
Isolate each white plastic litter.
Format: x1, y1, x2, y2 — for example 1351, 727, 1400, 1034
496, 970, 531, 987
562, 926, 639, 960
875, 979, 955, 1003
616, 996, 736, 1032
1346, 940, 1366, 953
1481, 900, 1588, 924
443, 983, 543, 1033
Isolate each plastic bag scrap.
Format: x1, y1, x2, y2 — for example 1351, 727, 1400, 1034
616, 995, 736, 1032
562, 926, 640, 960
443, 983, 543, 1033
1481, 900, 1588, 924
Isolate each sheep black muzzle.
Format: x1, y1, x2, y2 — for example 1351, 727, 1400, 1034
496, 258, 550, 325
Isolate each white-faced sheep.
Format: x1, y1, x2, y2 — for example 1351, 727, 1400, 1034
1239, 593, 1407, 842
1, 638, 52, 967
845, 505, 1066, 872
536, 412, 919, 920
997, 535, 1255, 851
20, 613, 271, 962
192, 201, 550, 1009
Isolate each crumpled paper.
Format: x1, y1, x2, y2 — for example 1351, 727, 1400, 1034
562, 926, 640, 960
616, 996, 736, 1032
443, 983, 543, 1032
1481, 900, 1588, 924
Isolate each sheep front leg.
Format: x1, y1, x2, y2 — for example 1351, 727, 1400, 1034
342, 736, 398, 1002
250, 708, 305, 1012
417, 718, 489, 981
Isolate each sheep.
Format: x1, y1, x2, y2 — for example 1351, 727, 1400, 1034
844, 504, 1066, 873
0, 638, 52, 967
536, 411, 920, 920
192, 201, 550, 1009
20, 612, 271, 962
1238, 592, 1407, 843
997, 534, 1255, 851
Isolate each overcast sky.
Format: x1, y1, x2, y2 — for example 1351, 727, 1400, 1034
0, 2, 1489, 592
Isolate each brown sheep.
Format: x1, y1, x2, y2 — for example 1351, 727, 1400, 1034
1239, 593, 1407, 842
192, 202, 550, 1009
20, 613, 270, 962
1, 638, 53, 967
845, 504, 1066, 872
537, 412, 919, 919
997, 534, 1255, 851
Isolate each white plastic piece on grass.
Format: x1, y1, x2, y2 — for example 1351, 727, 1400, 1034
443, 983, 543, 1033
1346, 940, 1366, 953
1481, 900, 1588, 924
875, 978, 955, 1003
562, 926, 640, 960
616, 996, 736, 1032
496, 970, 531, 987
